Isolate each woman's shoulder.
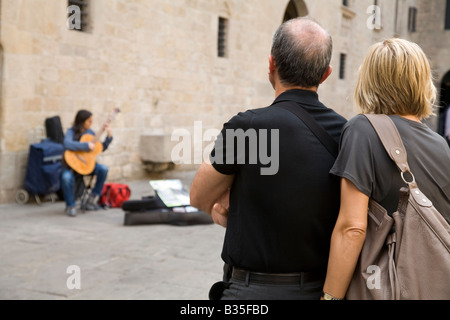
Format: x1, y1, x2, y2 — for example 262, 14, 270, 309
345, 114, 372, 128
342, 114, 378, 138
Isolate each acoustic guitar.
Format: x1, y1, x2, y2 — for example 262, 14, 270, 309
64, 108, 120, 175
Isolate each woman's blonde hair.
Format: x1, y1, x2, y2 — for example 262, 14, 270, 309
355, 38, 436, 119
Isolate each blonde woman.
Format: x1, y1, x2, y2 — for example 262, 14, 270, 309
321, 38, 450, 300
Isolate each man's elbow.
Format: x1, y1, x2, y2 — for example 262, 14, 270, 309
189, 191, 201, 211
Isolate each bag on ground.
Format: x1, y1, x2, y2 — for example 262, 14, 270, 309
99, 183, 131, 208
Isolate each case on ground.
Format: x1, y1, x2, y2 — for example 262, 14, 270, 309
123, 207, 213, 227
122, 190, 213, 227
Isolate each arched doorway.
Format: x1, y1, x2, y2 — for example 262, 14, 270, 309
283, 0, 308, 22
438, 71, 450, 143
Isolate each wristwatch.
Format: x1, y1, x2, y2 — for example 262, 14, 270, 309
321, 291, 344, 300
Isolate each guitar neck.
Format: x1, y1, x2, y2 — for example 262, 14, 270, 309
94, 127, 106, 142
91, 108, 119, 142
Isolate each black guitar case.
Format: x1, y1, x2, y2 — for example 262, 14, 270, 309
122, 193, 213, 227
45, 116, 65, 144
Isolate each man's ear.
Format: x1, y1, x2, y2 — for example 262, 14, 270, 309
268, 55, 276, 74
268, 55, 278, 88
320, 66, 333, 84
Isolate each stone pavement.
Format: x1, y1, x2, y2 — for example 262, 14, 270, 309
0, 178, 226, 300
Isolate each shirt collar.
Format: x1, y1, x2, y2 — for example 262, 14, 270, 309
272, 89, 321, 107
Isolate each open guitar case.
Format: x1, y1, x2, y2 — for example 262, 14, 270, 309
122, 192, 213, 227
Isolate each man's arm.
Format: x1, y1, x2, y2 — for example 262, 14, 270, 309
190, 161, 235, 218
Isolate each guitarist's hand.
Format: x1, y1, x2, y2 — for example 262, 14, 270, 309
88, 142, 95, 151
104, 123, 112, 138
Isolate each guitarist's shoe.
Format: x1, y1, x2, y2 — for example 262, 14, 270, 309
86, 194, 102, 211
66, 207, 78, 217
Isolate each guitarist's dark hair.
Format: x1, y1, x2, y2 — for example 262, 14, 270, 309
73, 109, 93, 140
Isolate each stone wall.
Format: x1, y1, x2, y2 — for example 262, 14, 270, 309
0, 0, 447, 203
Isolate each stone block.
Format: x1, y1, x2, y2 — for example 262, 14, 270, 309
139, 133, 178, 164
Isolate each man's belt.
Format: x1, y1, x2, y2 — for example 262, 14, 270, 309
231, 268, 325, 286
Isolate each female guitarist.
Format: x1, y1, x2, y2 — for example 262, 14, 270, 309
61, 109, 113, 217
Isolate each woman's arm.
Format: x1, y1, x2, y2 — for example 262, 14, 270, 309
323, 178, 369, 299
64, 128, 91, 151
102, 124, 113, 151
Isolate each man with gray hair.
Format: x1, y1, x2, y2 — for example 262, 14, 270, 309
190, 17, 347, 300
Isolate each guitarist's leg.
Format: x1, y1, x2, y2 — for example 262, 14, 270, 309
92, 163, 108, 196
61, 168, 77, 217
86, 163, 108, 210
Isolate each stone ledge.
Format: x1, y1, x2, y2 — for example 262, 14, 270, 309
140, 133, 176, 164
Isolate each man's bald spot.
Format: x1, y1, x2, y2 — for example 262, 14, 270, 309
284, 18, 331, 53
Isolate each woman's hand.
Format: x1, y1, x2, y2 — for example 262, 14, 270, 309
103, 123, 112, 138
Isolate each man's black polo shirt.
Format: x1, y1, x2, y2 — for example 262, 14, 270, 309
210, 89, 347, 273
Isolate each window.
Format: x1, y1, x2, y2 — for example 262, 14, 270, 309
339, 54, 347, 80
342, 0, 349, 6
68, 0, 89, 31
446, 0, 450, 30
218, 17, 228, 58
408, 7, 418, 32
284, 1, 299, 22
283, 0, 308, 22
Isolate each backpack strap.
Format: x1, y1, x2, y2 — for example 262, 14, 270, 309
275, 101, 339, 158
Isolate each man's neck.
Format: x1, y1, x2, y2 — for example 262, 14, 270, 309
275, 84, 318, 98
